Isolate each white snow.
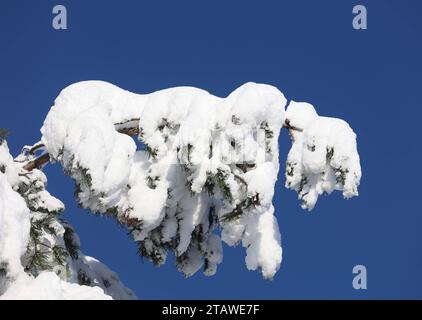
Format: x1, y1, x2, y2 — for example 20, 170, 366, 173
285, 101, 318, 131
34, 80, 361, 281
0, 272, 112, 300
67, 255, 135, 300
243, 206, 282, 279
0, 170, 111, 300
0, 79, 362, 298
285, 101, 361, 210
0, 172, 30, 293
0, 141, 134, 299
39, 81, 289, 279
0, 141, 20, 187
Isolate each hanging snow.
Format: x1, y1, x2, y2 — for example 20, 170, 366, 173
37, 81, 361, 280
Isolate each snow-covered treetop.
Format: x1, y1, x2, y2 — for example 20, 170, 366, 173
37, 81, 361, 280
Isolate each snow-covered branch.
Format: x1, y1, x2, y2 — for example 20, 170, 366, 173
284, 101, 361, 210
22, 120, 303, 172
22, 153, 50, 171
22, 122, 141, 171
1, 81, 361, 299
37, 81, 288, 279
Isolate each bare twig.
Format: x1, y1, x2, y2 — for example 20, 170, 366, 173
23, 153, 50, 171
117, 127, 140, 136
28, 142, 45, 155
283, 119, 303, 132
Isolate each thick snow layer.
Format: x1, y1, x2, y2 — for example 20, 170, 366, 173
285, 102, 361, 210
0, 142, 19, 187
40, 81, 287, 279
0, 272, 112, 300
0, 173, 30, 293
66, 254, 136, 300
38, 81, 360, 280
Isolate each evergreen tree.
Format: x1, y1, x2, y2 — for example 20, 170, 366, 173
0, 140, 135, 299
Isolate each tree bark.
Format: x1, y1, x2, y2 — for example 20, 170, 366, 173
23, 153, 51, 171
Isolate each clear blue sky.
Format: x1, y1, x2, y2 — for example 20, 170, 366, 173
1, 0, 421, 299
